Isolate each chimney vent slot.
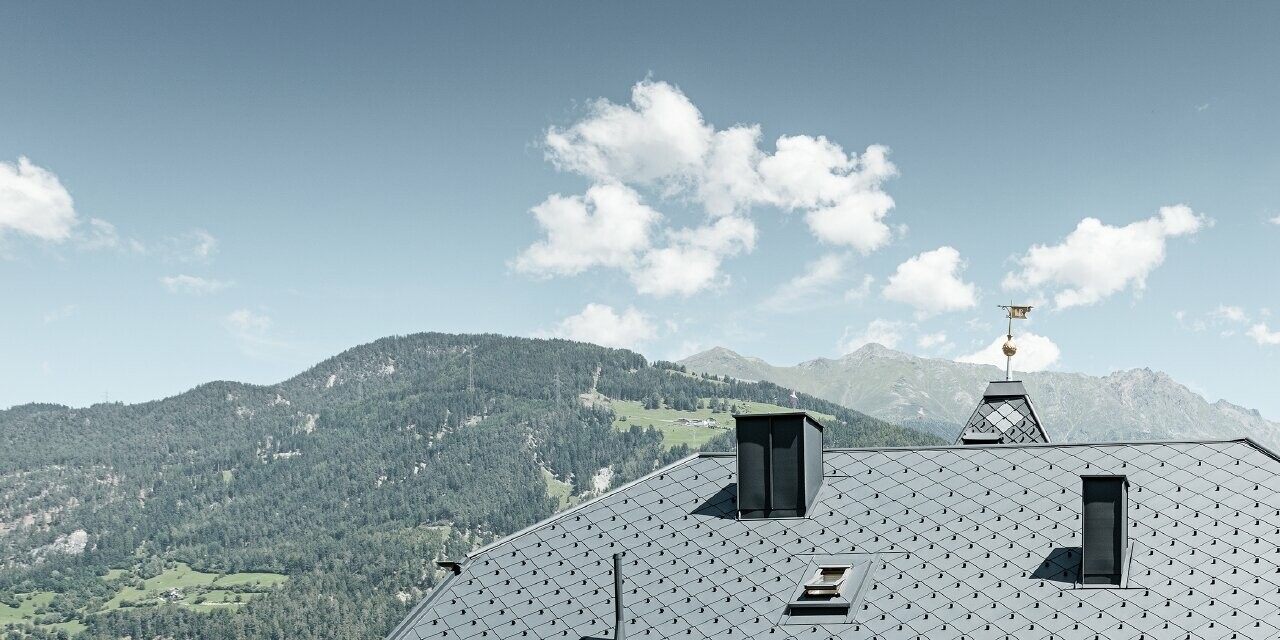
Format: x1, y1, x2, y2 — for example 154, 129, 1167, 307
1081, 476, 1129, 587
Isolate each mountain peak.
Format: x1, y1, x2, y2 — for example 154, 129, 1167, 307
840, 342, 913, 362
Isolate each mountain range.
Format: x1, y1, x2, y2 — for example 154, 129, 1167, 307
680, 343, 1280, 448
0, 333, 933, 640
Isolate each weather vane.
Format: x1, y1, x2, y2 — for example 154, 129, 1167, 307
997, 302, 1033, 381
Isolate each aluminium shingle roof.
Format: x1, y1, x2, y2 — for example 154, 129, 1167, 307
388, 439, 1280, 640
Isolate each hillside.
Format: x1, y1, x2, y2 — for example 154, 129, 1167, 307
0, 333, 939, 639
680, 343, 1280, 447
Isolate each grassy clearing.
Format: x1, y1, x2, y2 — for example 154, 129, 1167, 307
542, 468, 578, 510
610, 398, 834, 449
0, 562, 290, 635
101, 563, 286, 612
0, 591, 56, 626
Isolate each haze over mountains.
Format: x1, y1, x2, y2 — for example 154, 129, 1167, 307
680, 343, 1280, 448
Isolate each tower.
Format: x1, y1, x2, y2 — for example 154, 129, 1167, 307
956, 303, 1049, 445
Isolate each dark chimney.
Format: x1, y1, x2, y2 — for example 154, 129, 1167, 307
1081, 476, 1128, 586
734, 412, 824, 519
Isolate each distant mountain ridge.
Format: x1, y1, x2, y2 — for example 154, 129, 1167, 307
680, 344, 1280, 448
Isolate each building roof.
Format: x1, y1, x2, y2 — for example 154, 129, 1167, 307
389, 439, 1280, 640
956, 380, 1050, 445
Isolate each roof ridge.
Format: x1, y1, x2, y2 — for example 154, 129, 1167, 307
822, 437, 1254, 453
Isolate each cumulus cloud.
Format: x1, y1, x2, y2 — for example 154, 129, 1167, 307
522, 79, 898, 296
1247, 323, 1280, 346
882, 246, 978, 318
629, 216, 756, 296
1003, 205, 1210, 309
837, 318, 903, 353
542, 303, 657, 349
0, 156, 78, 241
513, 184, 660, 276
1268, 215, 1280, 226
956, 332, 1061, 371
161, 274, 233, 295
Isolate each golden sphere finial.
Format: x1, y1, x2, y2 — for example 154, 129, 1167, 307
1002, 337, 1017, 357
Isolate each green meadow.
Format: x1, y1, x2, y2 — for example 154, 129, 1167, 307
0, 562, 287, 636
610, 397, 834, 449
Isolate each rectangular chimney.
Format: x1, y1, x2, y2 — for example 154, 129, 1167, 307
734, 412, 824, 519
1081, 475, 1128, 586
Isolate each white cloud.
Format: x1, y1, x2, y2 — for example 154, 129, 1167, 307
224, 309, 280, 358
956, 332, 1061, 371
1003, 205, 1210, 309
522, 79, 898, 296
760, 253, 849, 312
1268, 215, 1280, 226
882, 246, 978, 318
0, 156, 78, 241
542, 303, 657, 349
78, 218, 119, 250
513, 184, 660, 276
161, 274, 233, 295
1213, 304, 1249, 323
803, 189, 895, 252
917, 332, 948, 350
837, 318, 903, 354
1247, 323, 1280, 346
629, 216, 756, 297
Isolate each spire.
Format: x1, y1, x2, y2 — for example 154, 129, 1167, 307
997, 302, 1033, 381
956, 303, 1048, 445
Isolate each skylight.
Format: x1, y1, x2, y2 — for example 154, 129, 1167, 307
802, 565, 852, 597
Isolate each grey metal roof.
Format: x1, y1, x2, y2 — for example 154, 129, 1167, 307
390, 439, 1280, 640
956, 380, 1050, 444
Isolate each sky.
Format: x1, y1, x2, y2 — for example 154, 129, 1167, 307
2, 2, 1279, 417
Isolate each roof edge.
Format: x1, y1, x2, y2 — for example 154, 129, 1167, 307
462, 451, 706, 560
1241, 437, 1280, 463
385, 568, 462, 640
825, 437, 1257, 453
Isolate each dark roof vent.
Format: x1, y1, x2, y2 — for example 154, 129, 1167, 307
734, 412, 823, 519
1081, 475, 1130, 587
956, 380, 1049, 444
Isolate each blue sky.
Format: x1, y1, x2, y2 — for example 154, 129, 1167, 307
2, 2, 1279, 417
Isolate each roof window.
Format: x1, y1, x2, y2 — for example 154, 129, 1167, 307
781, 555, 875, 625
802, 565, 852, 597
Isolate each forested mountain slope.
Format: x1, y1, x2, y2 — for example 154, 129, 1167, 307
0, 333, 939, 639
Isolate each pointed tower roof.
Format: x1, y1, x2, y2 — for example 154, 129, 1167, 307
956, 380, 1049, 444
